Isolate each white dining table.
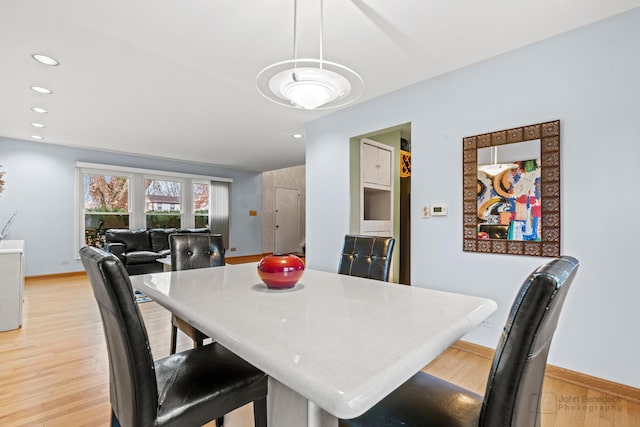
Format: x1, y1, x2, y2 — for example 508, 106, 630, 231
130, 263, 497, 427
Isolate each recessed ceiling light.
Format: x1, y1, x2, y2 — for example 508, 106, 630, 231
31, 86, 52, 94
32, 54, 59, 66
31, 123, 45, 128
30, 135, 44, 140
292, 133, 304, 139
31, 107, 48, 114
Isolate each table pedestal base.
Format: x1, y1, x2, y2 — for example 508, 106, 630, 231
268, 378, 338, 427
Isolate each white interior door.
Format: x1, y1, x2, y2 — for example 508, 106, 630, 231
274, 187, 300, 254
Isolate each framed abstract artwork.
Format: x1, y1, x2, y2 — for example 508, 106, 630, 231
462, 120, 560, 257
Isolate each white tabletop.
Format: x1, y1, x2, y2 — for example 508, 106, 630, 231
130, 263, 496, 423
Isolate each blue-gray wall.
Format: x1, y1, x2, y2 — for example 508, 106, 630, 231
0, 137, 263, 276
306, 9, 640, 387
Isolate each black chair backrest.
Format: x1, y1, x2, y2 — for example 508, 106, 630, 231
480, 255, 579, 427
79, 246, 158, 426
169, 233, 225, 271
338, 234, 395, 281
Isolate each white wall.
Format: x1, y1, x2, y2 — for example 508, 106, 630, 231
0, 137, 263, 276
306, 9, 640, 388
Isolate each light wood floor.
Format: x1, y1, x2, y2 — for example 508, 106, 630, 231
1, 272, 638, 426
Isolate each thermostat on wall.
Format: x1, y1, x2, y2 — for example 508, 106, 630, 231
431, 204, 448, 216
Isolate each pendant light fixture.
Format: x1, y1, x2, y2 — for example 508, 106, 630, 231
256, 0, 363, 110
477, 146, 518, 177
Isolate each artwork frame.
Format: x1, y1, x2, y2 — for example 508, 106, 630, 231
462, 120, 560, 257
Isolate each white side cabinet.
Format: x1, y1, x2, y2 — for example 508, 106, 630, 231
360, 139, 394, 237
0, 240, 25, 332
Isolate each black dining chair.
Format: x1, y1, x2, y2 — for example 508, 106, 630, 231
340, 255, 579, 427
338, 234, 395, 282
168, 233, 225, 355
79, 246, 267, 427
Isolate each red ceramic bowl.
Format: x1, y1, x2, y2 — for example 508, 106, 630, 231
257, 254, 305, 289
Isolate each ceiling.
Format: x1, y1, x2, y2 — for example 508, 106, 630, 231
2, 1, 638, 172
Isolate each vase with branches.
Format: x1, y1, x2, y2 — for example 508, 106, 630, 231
0, 165, 18, 241
0, 212, 17, 241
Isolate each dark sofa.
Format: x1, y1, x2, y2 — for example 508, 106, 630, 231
104, 228, 209, 275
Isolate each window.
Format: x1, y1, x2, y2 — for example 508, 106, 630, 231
82, 173, 131, 248
193, 182, 210, 228
76, 162, 232, 251
145, 178, 182, 228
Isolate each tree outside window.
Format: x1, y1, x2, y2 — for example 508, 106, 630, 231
84, 173, 130, 247
194, 182, 210, 228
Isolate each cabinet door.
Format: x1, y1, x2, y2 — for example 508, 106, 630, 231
362, 143, 380, 185
376, 146, 391, 187
362, 143, 392, 187
0, 248, 24, 331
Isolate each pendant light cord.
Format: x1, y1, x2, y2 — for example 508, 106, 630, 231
319, 0, 324, 69
293, 0, 324, 71
293, 0, 298, 67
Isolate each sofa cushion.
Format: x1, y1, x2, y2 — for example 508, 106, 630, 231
125, 251, 163, 265
149, 228, 177, 252
105, 229, 152, 252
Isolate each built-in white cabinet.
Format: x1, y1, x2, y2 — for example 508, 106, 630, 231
0, 240, 25, 332
360, 139, 394, 237
362, 141, 392, 187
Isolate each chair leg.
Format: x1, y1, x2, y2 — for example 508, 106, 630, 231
254, 397, 267, 427
195, 335, 204, 349
170, 324, 178, 354
216, 416, 224, 426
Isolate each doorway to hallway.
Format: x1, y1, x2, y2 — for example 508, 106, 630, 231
274, 187, 300, 254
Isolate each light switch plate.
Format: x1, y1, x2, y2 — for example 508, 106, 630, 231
421, 206, 430, 218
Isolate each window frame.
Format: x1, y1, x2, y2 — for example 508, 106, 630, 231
144, 175, 184, 229
76, 162, 232, 252
193, 180, 211, 229
78, 168, 134, 249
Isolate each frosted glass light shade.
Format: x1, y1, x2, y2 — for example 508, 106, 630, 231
257, 59, 363, 110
